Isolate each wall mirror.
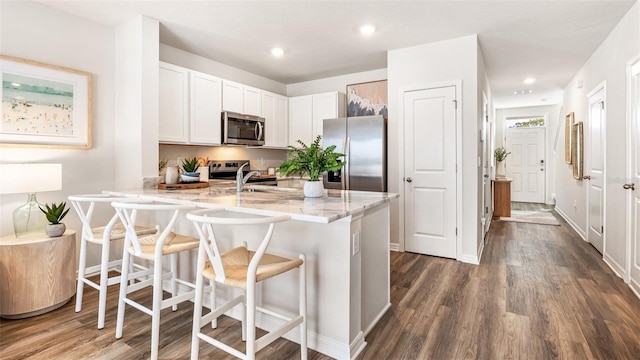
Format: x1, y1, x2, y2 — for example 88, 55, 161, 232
572, 122, 583, 180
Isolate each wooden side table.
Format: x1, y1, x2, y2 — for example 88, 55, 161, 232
493, 179, 512, 218
0, 230, 76, 319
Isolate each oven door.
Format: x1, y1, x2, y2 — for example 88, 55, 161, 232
223, 111, 265, 145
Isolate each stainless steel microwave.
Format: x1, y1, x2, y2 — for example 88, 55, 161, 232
222, 111, 265, 146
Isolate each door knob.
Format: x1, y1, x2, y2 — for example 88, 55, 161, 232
484, 174, 489, 178
583, 175, 591, 180
406, 177, 413, 183
540, 168, 544, 171
623, 183, 635, 190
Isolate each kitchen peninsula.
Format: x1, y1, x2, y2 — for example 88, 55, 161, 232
106, 185, 398, 360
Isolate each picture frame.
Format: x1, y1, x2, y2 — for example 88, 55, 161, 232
1, 55, 92, 149
564, 112, 574, 164
572, 121, 583, 180
346, 79, 388, 118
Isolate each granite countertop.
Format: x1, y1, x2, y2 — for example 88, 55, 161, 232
106, 184, 398, 224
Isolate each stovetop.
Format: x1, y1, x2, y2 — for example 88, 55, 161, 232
208, 160, 276, 183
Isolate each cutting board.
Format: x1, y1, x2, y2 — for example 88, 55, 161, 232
158, 182, 209, 190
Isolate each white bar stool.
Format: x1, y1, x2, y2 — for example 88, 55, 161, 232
187, 208, 307, 360
68, 194, 157, 329
111, 201, 204, 360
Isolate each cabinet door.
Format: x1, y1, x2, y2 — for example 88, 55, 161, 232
312, 92, 340, 143
289, 95, 314, 147
222, 80, 244, 114
243, 86, 262, 116
159, 63, 189, 143
262, 91, 289, 148
190, 71, 222, 145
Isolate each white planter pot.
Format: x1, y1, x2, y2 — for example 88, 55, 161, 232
46, 223, 66, 237
496, 161, 506, 179
181, 172, 200, 183
303, 180, 324, 198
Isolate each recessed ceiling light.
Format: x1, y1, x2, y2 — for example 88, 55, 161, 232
270, 47, 284, 57
359, 24, 376, 36
524, 78, 536, 84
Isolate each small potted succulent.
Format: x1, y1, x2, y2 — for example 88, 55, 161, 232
181, 157, 200, 183
39, 202, 70, 237
278, 135, 345, 197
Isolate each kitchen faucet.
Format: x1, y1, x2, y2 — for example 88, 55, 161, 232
236, 162, 261, 192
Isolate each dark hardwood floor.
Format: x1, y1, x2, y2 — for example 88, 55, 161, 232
2, 208, 640, 359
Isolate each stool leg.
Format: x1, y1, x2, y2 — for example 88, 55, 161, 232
210, 279, 216, 329
191, 242, 206, 360
171, 253, 178, 311
115, 248, 131, 339
299, 255, 307, 360
97, 237, 111, 329
75, 235, 88, 313
246, 284, 256, 360
151, 258, 164, 360
241, 293, 246, 341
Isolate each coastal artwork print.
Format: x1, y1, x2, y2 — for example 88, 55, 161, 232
347, 80, 388, 119
0, 55, 92, 149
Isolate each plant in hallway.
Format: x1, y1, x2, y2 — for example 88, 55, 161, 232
494, 146, 511, 179
278, 135, 345, 197
39, 202, 70, 237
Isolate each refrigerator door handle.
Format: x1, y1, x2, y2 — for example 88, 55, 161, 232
344, 136, 351, 190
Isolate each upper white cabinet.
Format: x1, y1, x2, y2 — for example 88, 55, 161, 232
289, 92, 344, 146
261, 91, 289, 148
159, 62, 189, 143
222, 80, 262, 116
159, 62, 222, 145
189, 71, 222, 145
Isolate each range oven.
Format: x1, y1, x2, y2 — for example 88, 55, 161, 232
222, 111, 265, 146
209, 160, 277, 185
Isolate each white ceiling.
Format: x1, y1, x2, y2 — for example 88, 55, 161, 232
36, 0, 636, 109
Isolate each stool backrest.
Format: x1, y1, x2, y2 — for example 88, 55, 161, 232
111, 201, 196, 257
68, 194, 140, 242
187, 208, 290, 283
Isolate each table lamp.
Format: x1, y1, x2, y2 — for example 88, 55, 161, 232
0, 163, 62, 238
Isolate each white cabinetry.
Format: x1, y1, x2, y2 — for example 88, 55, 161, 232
159, 62, 222, 145
261, 91, 289, 148
222, 80, 262, 116
159, 62, 189, 143
289, 92, 344, 146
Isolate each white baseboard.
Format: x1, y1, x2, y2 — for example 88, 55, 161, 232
460, 254, 479, 265
389, 242, 400, 252
603, 253, 626, 279
363, 302, 391, 336
554, 206, 586, 240
630, 278, 640, 300
350, 331, 366, 360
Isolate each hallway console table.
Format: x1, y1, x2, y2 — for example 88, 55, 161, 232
0, 231, 76, 319
493, 178, 512, 218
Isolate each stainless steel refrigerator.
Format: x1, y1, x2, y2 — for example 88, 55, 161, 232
323, 115, 387, 192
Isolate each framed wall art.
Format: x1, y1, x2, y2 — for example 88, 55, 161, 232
0, 55, 92, 149
346, 79, 388, 118
572, 121, 583, 180
564, 112, 574, 164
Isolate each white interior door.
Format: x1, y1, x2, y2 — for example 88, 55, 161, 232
505, 127, 545, 203
404, 86, 457, 259
587, 86, 605, 254
482, 96, 491, 235
628, 58, 640, 294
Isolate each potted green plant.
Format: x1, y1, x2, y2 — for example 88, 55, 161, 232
39, 202, 70, 237
494, 146, 511, 179
181, 157, 200, 183
278, 135, 346, 197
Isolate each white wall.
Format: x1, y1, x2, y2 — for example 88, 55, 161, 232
558, 2, 639, 276
495, 104, 562, 205
0, 1, 116, 244
286, 68, 387, 97
160, 44, 287, 95
388, 35, 481, 261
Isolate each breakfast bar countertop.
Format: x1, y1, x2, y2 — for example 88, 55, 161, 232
106, 185, 399, 224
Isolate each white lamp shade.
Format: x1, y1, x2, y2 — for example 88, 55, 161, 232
0, 163, 62, 194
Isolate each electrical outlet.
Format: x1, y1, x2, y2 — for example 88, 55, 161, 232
352, 232, 360, 256
261, 157, 265, 165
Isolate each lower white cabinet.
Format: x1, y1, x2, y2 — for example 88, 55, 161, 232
289, 92, 344, 146
159, 62, 222, 145
262, 91, 289, 148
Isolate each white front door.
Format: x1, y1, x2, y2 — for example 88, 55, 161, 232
404, 86, 457, 259
628, 58, 640, 294
587, 85, 605, 254
505, 127, 545, 203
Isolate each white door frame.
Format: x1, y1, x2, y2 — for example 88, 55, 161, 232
397, 80, 463, 260
626, 54, 640, 297
586, 81, 607, 253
